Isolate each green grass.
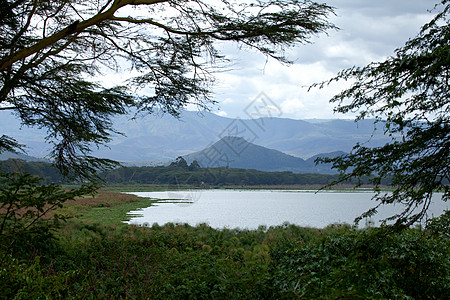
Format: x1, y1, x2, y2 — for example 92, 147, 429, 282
50, 189, 160, 226
75, 197, 156, 226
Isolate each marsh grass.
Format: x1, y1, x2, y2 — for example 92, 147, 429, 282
50, 190, 155, 225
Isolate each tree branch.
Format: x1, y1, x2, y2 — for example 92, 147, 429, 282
0, 0, 169, 71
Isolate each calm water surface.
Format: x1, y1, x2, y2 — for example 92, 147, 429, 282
125, 190, 447, 229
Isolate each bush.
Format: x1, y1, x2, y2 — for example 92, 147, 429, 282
270, 228, 450, 299
0, 172, 98, 260
0, 254, 79, 299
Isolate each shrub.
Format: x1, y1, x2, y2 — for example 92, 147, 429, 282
270, 228, 450, 299
0, 172, 96, 257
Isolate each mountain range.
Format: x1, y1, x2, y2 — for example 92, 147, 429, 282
1, 110, 391, 168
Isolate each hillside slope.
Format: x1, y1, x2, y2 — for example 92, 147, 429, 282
184, 136, 341, 174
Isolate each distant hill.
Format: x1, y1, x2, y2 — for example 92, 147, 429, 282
184, 136, 342, 174
1, 110, 392, 164
0, 151, 49, 162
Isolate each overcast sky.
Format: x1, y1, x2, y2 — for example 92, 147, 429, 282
207, 0, 438, 120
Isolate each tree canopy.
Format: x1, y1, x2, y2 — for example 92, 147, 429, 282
0, 0, 336, 180
315, 0, 449, 229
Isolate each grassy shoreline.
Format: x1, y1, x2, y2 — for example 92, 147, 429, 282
53, 190, 156, 226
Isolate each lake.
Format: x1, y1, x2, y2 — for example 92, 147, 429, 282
125, 189, 447, 229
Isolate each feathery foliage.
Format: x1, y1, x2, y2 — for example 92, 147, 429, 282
314, 1, 449, 229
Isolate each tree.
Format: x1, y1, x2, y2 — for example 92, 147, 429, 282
188, 160, 201, 171
314, 1, 449, 229
0, 0, 336, 180
170, 156, 188, 169
0, 171, 97, 253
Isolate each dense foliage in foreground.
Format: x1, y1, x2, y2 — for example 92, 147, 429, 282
1, 217, 449, 299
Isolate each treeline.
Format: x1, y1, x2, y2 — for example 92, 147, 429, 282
1, 158, 391, 186
102, 165, 342, 186
101, 156, 341, 186
0, 159, 63, 184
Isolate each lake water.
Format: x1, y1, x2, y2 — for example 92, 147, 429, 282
125, 189, 447, 229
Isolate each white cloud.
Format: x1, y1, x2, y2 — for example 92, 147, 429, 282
280, 97, 304, 112
94, 0, 439, 121
211, 0, 437, 120
214, 110, 228, 117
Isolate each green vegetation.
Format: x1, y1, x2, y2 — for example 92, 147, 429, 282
0, 172, 97, 256
103, 164, 343, 187
314, 0, 449, 228
271, 223, 450, 298
75, 198, 154, 227
2, 158, 390, 187
0, 159, 63, 184
1, 209, 449, 298
52, 190, 156, 227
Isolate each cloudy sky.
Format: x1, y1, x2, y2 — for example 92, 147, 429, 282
207, 0, 438, 120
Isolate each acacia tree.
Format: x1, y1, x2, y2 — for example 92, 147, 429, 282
0, 0, 336, 180
315, 1, 449, 229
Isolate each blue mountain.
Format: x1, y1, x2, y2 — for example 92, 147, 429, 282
1, 110, 391, 166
